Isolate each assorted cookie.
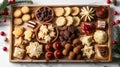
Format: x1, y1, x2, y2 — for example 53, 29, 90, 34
36, 23, 58, 43
12, 26, 24, 38
11, 5, 110, 62
13, 47, 25, 59
26, 42, 43, 59
80, 6, 95, 21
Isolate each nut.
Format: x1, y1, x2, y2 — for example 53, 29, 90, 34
73, 39, 79, 45
4, 37, 9, 42
65, 43, 72, 51
69, 51, 75, 57
76, 54, 81, 60
73, 47, 79, 54
62, 49, 69, 56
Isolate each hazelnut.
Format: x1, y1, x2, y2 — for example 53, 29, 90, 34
4, 37, 9, 42
69, 51, 75, 58
65, 43, 72, 51
73, 39, 79, 45
76, 54, 81, 60
77, 45, 83, 50
68, 55, 74, 60
31, 13, 35, 19
73, 47, 79, 54
62, 49, 69, 56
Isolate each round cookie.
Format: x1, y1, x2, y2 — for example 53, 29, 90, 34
64, 7, 71, 16
21, 6, 30, 14
66, 16, 73, 26
94, 30, 107, 44
71, 7, 80, 16
54, 7, 64, 16
73, 16, 80, 26
56, 17, 66, 26
14, 18, 23, 25
14, 9, 22, 18
22, 14, 31, 22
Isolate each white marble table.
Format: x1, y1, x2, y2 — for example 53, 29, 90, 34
0, 0, 120, 67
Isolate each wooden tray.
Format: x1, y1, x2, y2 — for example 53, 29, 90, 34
9, 5, 111, 62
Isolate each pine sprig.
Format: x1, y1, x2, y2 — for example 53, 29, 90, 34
113, 26, 120, 52
11, 0, 33, 5
0, 0, 8, 12
112, 26, 120, 64
0, 0, 33, 21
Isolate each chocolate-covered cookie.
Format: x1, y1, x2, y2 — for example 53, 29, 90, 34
96, 6, 108, 19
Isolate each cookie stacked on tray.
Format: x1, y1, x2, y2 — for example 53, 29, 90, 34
11, 5, 111, 62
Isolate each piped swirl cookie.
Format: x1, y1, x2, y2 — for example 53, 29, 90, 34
80, 6, 95, 21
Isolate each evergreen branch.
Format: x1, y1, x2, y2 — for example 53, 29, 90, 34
0, 0, 8, 12
11, 0, 33, 5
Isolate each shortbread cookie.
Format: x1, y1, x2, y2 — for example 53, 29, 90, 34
13, 26, 24, 38
64, 7, 71, 16
24, 29, 34, 41
71, 7, 80, 16
73, 16, 80, 26
14, 18, 23, 25
66, 16, 73, 26
26, 42, 43, 58
13, 47, 25, 59
14, 9, 22, 18
22, 14, 31, 22
56, 17, 66, 26
21, 6, 30, 14
54, 7, 64, 16
14, 37, 24, 48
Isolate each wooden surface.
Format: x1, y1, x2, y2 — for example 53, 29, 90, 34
9, 5, 111, 62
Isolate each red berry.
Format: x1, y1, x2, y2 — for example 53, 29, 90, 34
2, 18, 6, 22
0, 31, 6, 36
113, 11, 118, 15
106, 0, 111, 4
115, 20, 120, 24
3, 46, 7, 51
112, 21, 116, 25
112, 40, 117, 44
8, 0, 15, 4
2, 10, 6, 15
45, 44, 53, 51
